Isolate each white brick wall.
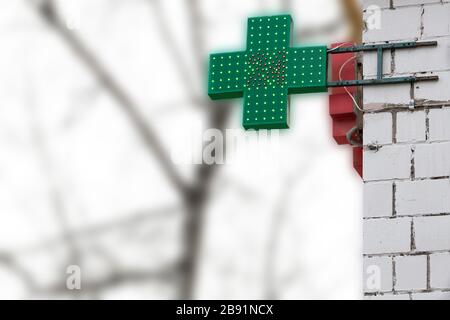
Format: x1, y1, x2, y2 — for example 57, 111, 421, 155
396, 0, 442, 7
363, 218, 411, 254
363, 257, 393, 292
412, 291, 450, 300
414, 215, 450, 251
363, 145, 411, 181
364, 182, 393, 218
414, 143, 450, 178
429, 108, 450, 141
363, 113, 393, 145
365, 293, 411, 300
362, 0, 391, 10
396, 179, 450, 215
422, 3, 450, 38
363, 51, 392, 78
394, 255, 428, 291
415, 71, 450, 102
430, 253, 450, 289
396, 111, 426, 143
363, 84, 411, 110
363, 0, 450, 300
364, 6, 422, 43
394, 37, 450, 74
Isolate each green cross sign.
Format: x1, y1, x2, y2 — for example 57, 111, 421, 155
208, 14, 328, 130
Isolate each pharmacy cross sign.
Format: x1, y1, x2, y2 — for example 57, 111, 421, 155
207, 14, 439, 130
208, 14, 327, 130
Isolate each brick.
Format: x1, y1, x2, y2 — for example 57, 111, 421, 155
415, 215, 450, 251
412, 291, 450, 300
363, 145, 411, 181
364, 257, 393, 293
415, 71, 450, 102
414, 142, 450, 178
361, 1, 450, 300
363, 218, 411, 254
364, 293, 410, 300
396, 111, 426, 143
394, 37, 450, 74
423, 3, 450, 38
430, 253, 450, 289
396, 180, 450, 215
362, 0, 391, 9
394, 255, 427, 291
364, 182, 393, 218
363, 83, 411, 110
363, 112, 393, 145
363, 6, 422, 43
429, 108, 450, 141
363, 51, 392, 78
395, 0, 442, 7
363, 4, 386, 35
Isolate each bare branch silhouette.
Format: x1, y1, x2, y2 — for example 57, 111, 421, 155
35, 262, 182, 296
0, 254, 37, 292
28, 0, 188, 196
5, 0, 361, 300
342, 0, 363, 43
263, 145, 324, 299
25, 75, 81, 268
5, 205, 180, 256
147, 0, 201, 101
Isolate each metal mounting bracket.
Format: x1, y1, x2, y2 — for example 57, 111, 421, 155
327, 41, 439, 88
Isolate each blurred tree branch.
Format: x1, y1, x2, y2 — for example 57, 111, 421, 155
26, 0, 227, 299
147, 0, 202, 102
26, 78, 82, 269
342, 0, 363, 43
0, 203, 181, 297
263, 144, 323, 299
37, 262, 182, 296
16, 0, 364, 300
0, 254, 37, 292
6, 205, 180, 256
177, 0, 237, 299
28, 0, 189, 197
293, 0, 362, 42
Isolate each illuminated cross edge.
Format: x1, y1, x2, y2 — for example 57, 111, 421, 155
208, 14, 327, 130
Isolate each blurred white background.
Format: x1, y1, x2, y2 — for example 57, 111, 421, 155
0, 0, 362, 299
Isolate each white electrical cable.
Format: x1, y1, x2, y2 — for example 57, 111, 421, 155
338, 55, 364, 113
327, 42, 354, 53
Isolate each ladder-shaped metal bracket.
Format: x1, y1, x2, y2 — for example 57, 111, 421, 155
327, 41, 439, 87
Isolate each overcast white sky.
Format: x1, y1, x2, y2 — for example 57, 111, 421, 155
0, 0, 362, 299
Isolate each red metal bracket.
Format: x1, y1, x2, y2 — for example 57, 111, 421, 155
329, 42, 362, 177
